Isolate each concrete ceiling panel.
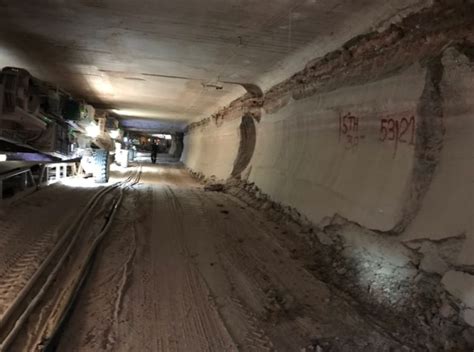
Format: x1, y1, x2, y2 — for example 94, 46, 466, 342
0, 0, 430, 131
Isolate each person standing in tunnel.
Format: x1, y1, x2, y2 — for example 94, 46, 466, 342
151, 139, 159, 164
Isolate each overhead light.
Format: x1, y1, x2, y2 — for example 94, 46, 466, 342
152, 133, 172, 140
109, 129, 120, 139
111, 109, 160, 118
201, 82, 223, 90
85, 123, 100, 138
0, 154, 7, 161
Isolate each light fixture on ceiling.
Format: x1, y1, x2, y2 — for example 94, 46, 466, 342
152, 134, 172, 140
201, 82, 223, 90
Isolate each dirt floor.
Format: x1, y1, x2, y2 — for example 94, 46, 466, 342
0, 182, 98, 322
50, 159, 431, 352
0, 158, 471, 351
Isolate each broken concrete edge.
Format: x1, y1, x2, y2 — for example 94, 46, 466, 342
391, 56, 445, 234
264, 2, 474, 111
442, 270, 474, 307
370, 0, 434, 33
185, 94, 263, 133
188, 168, 474, 337
183, 1, 474, 134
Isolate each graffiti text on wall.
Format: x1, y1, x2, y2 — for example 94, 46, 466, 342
379, 115, 416, 155
339, 113, 364, 150
339, 112, 416, 156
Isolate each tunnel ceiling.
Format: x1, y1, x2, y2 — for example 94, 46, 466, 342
0, 0, 428, 131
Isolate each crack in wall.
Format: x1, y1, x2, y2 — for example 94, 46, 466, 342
230, 115, 257, 178
393, 57, 445, 233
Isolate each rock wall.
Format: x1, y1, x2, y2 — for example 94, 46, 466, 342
402, 48, 474, 266
182, 117, 241, 180
169, 132, 184, 158
249, 65, 425, 232
181, 2, 474, 329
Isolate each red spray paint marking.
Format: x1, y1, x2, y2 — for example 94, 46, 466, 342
379, 115, 416, 156
339, 112, 362, 150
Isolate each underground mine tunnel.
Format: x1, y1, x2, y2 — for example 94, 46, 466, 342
0, 1, 473, 351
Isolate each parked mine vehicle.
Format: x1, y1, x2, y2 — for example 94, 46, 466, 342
0, 67, 119, 183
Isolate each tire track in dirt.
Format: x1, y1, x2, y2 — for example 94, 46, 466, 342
191, 189, 405, 350
166, 187, 275, 352
57, 176, 237, 351
54, 187, 144, 352
0, 185, 97, 321
154, 185, 237, 351
101, 188, 141, 351
54, 164, 406, 351
0, 230, 56, 317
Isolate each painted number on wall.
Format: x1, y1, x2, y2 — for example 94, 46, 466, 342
379, 115, 416, 155
339, 113, 363, 149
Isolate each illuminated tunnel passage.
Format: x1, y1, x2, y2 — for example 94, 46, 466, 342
0, 1, 473, 351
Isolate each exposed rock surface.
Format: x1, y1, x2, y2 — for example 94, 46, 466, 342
182, 1, 474, 348
187, 169, 474, 350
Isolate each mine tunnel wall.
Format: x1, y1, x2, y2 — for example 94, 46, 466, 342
404, 48, 474, 266
182, 117, 241, 179
182, 4, 474, 270
249, 65, 425, 233
231, 114, 256, 178
169, 133, 184, 158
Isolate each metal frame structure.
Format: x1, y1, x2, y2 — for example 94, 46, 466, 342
39, 162, 77, 185
0, 162, 77, 201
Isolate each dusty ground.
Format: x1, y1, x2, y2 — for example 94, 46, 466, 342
55, 160, 431, 352
0, 159, 471, 351
0, 182, 98, 321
